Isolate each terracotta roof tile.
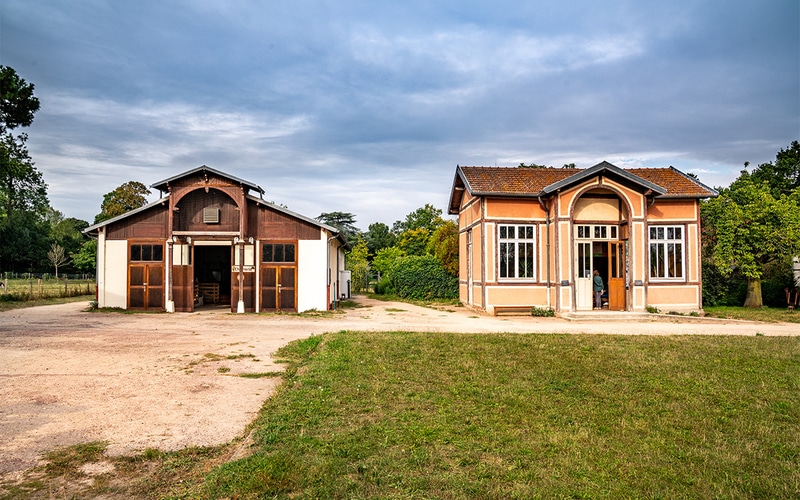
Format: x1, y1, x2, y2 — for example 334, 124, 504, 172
458, 166, 715, 198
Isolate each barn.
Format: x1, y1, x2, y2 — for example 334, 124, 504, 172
84, 166, 348, 313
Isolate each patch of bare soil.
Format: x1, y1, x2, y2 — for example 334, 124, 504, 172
0, 297, 796, 493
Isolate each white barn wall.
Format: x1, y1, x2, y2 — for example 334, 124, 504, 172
298, 238, 327, 312
102, 239, 128, 308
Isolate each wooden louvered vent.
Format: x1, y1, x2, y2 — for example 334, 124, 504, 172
203, 207, 220, 224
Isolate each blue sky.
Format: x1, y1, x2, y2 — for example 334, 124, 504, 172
2, 0, 798, 228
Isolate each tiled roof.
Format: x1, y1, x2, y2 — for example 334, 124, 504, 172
457, 165, 716, 198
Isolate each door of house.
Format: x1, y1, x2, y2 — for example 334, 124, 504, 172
607, 241, 626, 311
129, 264, 164, 310
575, 242, 593, 310
260, 266, 297, 312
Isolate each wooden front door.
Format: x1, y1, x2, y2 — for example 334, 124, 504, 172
608, 241, 626, 311
129, 264, 164, 310
261, 266, 296, 312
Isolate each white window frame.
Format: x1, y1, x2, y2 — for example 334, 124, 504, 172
498, 224, 537, 281
648, 225, 685, 281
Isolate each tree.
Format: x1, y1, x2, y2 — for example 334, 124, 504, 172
95, 181, 151, 223
364, 222, 396, 257
316, 211, 361, 245
702, 177, 800, 307
739, 140, 800, 198
372, 246, 405, 277
0, 67, 49, 273
72, 240, 97, 274
397, 227, 430, 256
0, 66, 40, 134
345, 240, 370, 293
47, 243, 70, 279
427, 220, 459, 275
392, 204, 444, 234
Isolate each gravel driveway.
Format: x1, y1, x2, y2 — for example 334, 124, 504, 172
1, 298, 796, 478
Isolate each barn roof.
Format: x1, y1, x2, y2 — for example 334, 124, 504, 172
151, 165, 265, 196
448, 161, 717, 214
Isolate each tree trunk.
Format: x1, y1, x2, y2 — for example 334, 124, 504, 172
743, 277, 763, 308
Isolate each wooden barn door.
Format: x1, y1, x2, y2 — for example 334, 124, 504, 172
260, 266, 296, 312
129, 264, 164, 310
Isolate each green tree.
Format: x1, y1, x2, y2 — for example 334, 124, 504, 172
317, 211, 361, 245
0, 68, 49, 272
0, 66, 40, 134
702, 177, 800, 307
397, 227, 430, 256
427, 220, 459, 275
47, 208, 88, 265
737, 140, 800, 198
364, 222, 396, 256
392, 204, 444, 234
345, 240, 370, 293
372, 246, 405, 277
72, 240, 97, 274
95, 181, 151, 223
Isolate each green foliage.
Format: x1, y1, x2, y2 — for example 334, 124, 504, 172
396, 227, 430, 256
364, 222, 395, 256
94, 181, 151, 223
345, 240, 370, 293
0, 66, 40, 133
702, 176, 800, 307
71, 239, 97, 273
387, 254, 457, 300
734, 140, 800, 198
427, 219, 458, 275
372, 246, 404, 276
392, 203, 444, 234
531, 306, 555, 317
316, 211, 361, 244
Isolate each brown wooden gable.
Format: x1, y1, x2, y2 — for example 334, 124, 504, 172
248, 198, 321, 241
174, 188, 240, 233
105, 202, 168, 240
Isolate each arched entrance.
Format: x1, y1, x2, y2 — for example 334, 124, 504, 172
572, 188, 630, 311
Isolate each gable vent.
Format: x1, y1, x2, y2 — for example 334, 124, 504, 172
203, 207, 220, 224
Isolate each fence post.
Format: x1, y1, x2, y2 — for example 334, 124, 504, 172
30, 281, 33, 299
38, 279, 42, 299
65, 278, 68, 296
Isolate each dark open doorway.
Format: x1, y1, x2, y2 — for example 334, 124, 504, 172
193, 245, 232, 307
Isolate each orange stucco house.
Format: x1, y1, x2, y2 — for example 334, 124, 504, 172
448, 161, 718, 315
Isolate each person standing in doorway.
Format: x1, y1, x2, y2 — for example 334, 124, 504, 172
593, 269, 604, 309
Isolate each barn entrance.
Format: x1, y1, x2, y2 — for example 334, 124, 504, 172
193, 243, 232, 308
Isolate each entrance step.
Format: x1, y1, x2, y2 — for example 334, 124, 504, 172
559, 311, 659, 321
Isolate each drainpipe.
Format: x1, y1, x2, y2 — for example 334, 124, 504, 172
538, 194, 551, 309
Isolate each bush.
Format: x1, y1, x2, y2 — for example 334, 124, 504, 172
374, 276, 395, 295
387, 255, 458, 300
531, 306, 555, 317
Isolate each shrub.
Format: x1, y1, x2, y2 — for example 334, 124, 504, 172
388, 255, 458, 300
374, 276, 395, 295
531, 306, 555, 317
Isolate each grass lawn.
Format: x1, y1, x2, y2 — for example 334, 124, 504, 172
704, 305, 800, 323
187, 331, 799, 499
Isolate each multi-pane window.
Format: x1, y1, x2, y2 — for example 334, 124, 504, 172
130, 244, 163, 262
262, 243, 296, 263
649, 226, 684, 279
576, 224, 618, 240
499, 225, 536, 279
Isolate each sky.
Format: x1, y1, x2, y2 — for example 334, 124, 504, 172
1, 0, 798, 229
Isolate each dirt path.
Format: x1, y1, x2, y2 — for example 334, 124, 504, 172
1, 298, 797, 478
